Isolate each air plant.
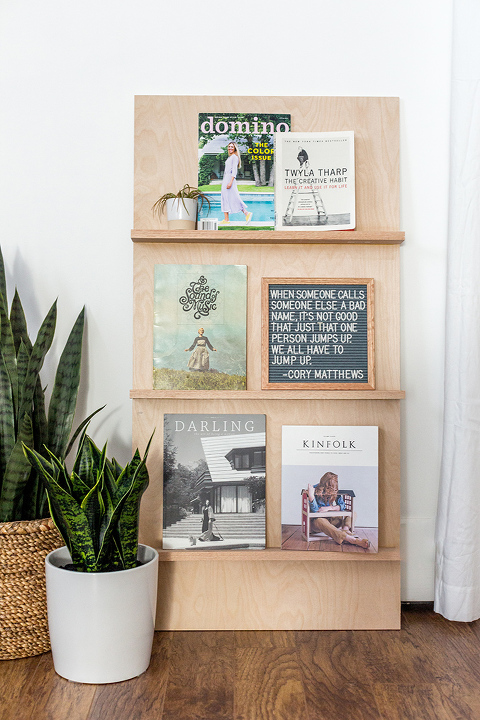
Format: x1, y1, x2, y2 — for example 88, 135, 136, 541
152, 184, 211, 218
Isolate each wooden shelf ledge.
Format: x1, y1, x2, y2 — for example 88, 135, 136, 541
131, 389, 405, 400
131, 229, 405, 245
156, 547, 400, 562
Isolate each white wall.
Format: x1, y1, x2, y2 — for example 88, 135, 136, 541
0, 0, 452, 599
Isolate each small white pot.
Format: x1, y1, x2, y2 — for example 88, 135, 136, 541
45, 544, 158, 684
166, 197, 197, 229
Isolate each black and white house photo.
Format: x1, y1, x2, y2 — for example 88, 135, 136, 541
163, 414, 266, 550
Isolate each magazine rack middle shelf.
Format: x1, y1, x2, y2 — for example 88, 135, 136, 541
131, 389, 405, 400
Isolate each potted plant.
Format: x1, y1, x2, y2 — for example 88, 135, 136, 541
24, 430, 158, 684
0, 247, 100, 660
152, 183, 211, 229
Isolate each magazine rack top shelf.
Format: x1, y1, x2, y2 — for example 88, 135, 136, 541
131, 230, 405, 245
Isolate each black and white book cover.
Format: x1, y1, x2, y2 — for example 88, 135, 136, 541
163, 414, 266, 550
274, 131, 355, 231
281, 425, 378, 553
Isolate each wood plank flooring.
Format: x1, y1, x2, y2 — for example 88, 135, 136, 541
1, 605, 479, 720
281, 524, 379, 552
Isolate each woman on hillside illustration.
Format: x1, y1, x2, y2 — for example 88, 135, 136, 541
220, 142, 253, 226
185, 327, 216, 371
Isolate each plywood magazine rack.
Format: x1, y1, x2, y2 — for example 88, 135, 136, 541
132, 95, 404, 630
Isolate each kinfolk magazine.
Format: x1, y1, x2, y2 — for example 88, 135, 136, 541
197, 112, 291, 230
163, 414, 266, 550
274, 131, 355, 230
281, 426, 378, 553
153, 264, 247, 390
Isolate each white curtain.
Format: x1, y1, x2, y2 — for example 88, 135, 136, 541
435, 0, 480, 621
221, 486, 236, 513
237, 486, 252, 513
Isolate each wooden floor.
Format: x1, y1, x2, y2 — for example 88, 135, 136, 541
1, 604, 479, 720
281, 524, 379, 552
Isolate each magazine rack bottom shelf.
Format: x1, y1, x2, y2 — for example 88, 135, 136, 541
135, 396, 401, 630
154, 553, 400, 630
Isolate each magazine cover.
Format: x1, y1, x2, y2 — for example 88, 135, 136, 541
274, 131, 355, 231
163, 414, 266, 550
197, 112, 291, 230
153, 264, 247, 390
281, 425, 378, 553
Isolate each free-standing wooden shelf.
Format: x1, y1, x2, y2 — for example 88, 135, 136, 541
133, 95, 403, 631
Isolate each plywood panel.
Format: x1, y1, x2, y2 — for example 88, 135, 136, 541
136, 397, 400, 551
134, 95, 399, 231
133, 95, 402, 631
133, 242, 400, 391
155, 559, 401, 630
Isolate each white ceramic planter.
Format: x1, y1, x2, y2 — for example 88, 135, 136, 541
45, 544, 158, 684
166, 197, 197, 229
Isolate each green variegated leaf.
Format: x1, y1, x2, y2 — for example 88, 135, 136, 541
0, 414, 34, 521
0, 252, 99, 522
23, 444, 97, 571
80, 442, 106, 555
24, 449, 76, 557
65, 405, 105, 458
115, 449, 141, 496
16, 341, 30, 418
23, 441, 55, 477
47, 308, 84, 458
80, 476, 103, 556
117, 459, 150, 568
24, 432, 152, 572
22, 434, 59, 518
32, 376, 48, 456
94, 485, 131, 570
103, 461, 118, 503
10, 290, 32, 355
69, 470, 91, 505
44, 447, 72, 494
0, 352, 15, 479
98, 462, 120, 568
72, 432, 96, 488
18, 301, 56, 422
0, 294, 18, 417
0, 249, 7, 320
48, 487, 96, 572
107, 457, 124, 481
97, 439, 152, 570
44, 490, 83, 567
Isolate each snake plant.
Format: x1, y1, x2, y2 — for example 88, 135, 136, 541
0, 247, 99, 522
24, 432, 153, 572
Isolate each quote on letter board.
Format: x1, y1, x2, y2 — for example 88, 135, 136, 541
261, 278, 375, 389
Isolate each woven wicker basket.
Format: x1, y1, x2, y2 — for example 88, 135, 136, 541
0, 518, 63, 660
